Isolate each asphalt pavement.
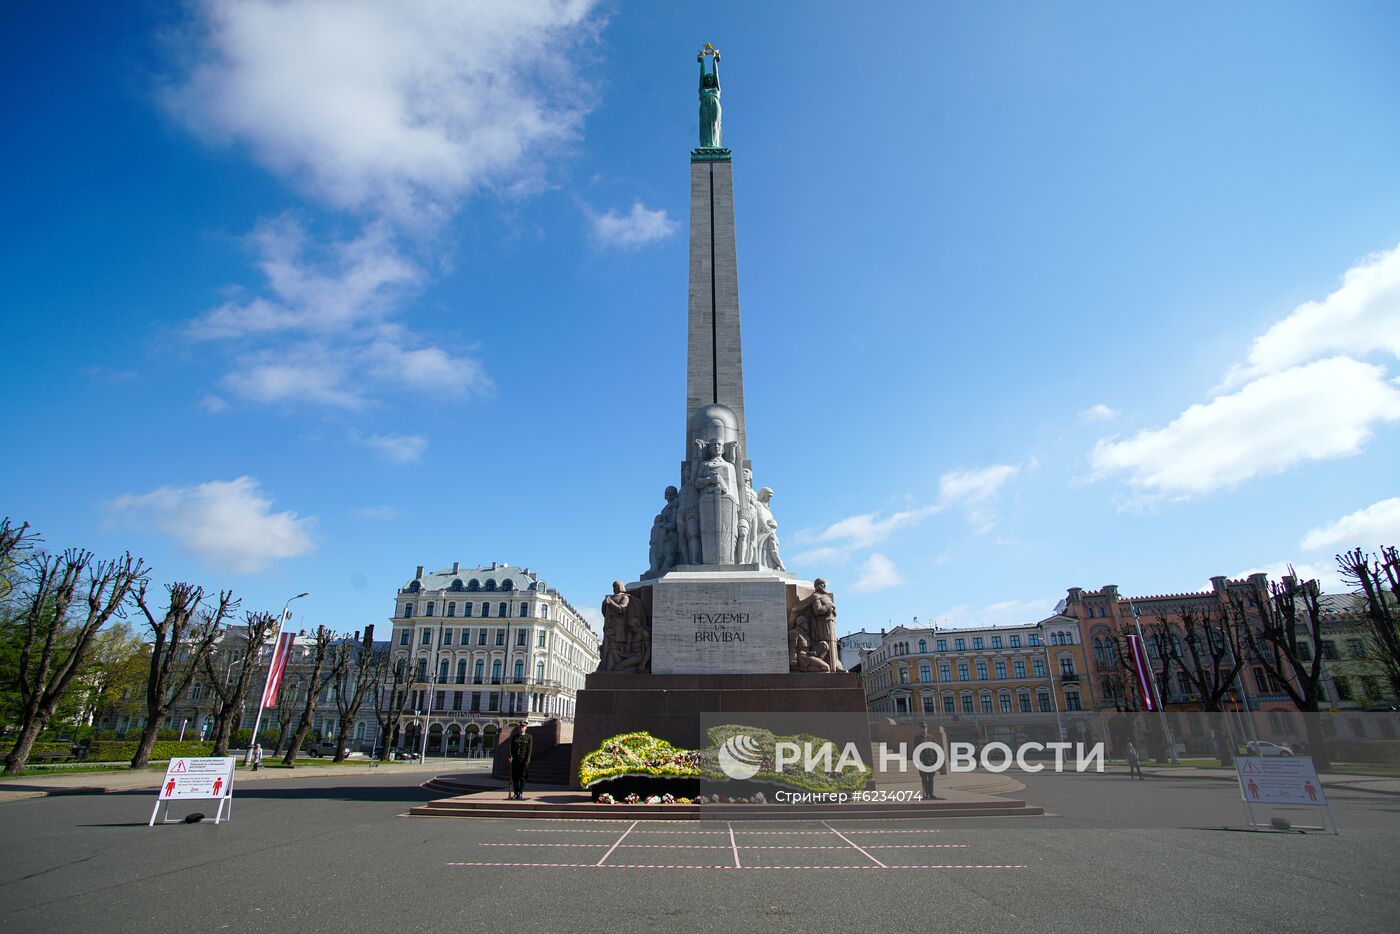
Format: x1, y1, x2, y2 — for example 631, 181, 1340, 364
0, 767, 1396, 934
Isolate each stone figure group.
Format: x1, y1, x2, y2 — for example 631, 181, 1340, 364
788, 578, 842, 673
600, 581, 651, 673
643, 435, 787, 577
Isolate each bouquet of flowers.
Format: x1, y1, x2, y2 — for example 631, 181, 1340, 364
661, 793, 676, 804
624, 793, 641, 804
751, 792, 767, 804
597, 793, 615, 805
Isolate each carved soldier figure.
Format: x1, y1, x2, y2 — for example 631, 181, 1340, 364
788, 579, 842, 672
600, 581, 631, 671
753, 486, 786, 571
677, 461, 701, 564
735, 468, 757, 564
646, 486, 680, 577
693, 438, 739, 565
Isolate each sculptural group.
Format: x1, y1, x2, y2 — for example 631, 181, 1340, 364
788, 578, 843, 673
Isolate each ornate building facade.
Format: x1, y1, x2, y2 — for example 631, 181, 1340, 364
390, 562, 600, 755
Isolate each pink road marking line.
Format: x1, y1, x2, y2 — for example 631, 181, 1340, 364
822, 821, 887, 868
595, 820, 639, 866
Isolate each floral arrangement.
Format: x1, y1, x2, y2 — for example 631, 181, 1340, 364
597, 793, 615, 805
578, 725, 872, 794
623, 793, 640, 804
661, 794, 676, 804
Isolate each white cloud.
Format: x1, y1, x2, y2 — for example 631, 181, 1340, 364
851, 553, 905, 593
814, 507, 940, 550
108, 476, 315, 573
362, 433, 428, 464
1091, 357, 1400, 499
222, 344, 365, 409
1228, 243, 1400, 385
938, 464, 1021, 506
578, 607, 603, 630
354, 505, 401, 521
589, 202, 678, 250
363, 334, 490, 396
198, 394, 230, 413
1079, 403, 1118, 422
163, 0, 601, 221
1301, 498, 1400, 553
189, 219, 419, 339
931, 598, 1053, 629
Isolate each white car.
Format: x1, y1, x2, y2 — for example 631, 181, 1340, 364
1246, 740, 1294, 757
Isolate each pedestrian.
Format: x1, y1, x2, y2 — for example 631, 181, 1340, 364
508, 722, 532, 801
916, 722, 939, 801
252, 743, 263, 772
1125, 740, 1143, 780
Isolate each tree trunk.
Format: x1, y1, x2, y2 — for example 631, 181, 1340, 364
131, 720, 161, 769
283, 712, 314, 766
3, 719, 45, 775
1303, 713, 1331, 770
210, 713, 234, 757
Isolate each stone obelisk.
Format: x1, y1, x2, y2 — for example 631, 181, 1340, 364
686, 142, 746, 467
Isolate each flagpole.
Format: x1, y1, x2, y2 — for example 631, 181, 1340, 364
1131, 602, 1180, 765
244, 592, 308, 765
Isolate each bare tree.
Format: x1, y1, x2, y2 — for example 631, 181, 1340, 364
131, 583, 237, 769
1147, 616, 1180, 710
3, 534, 147, 774
201, 611, 278, 756
372, 653, 415, 761
271, 673, 305, 757
1236, 571, 1331, 769
331, 627, 379, 762
282, 626, 345, 765
1338, 546, 1400, 696
1163, 604, 1246, 712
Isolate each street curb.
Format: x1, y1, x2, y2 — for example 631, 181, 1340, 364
1133, 769, 1400, 797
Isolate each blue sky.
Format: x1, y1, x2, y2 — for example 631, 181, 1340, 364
3, 1, 1399, 637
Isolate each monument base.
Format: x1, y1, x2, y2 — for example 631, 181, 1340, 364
567, 671, 871, 789
642, 566, 802, 674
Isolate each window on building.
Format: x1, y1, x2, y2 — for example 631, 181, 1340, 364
1014, 659, 1026, 678
425, 601, 435, 617
919, 663, 932, 683
976, 661, 988, 680
1060, 658, 1075, 676
399, 629, 410, 646
955, 638, 966, 651
539, 604, 549, 619
516, 629, 528, 647
481, 603, 491, 618
1297, 642, 1312, 661
491, 659, 503, 682
538, 631, 547, 648
488, 692, 499, 711
498, 602, 508, 617
980, 692, 994, 713
519, 602, 529, 618
1037, 691, 1051, 712
1254, 666, 1269, 693
995, 660, 1007, 679
939, 664, 951, 681
943, 695, 955, 713
403, 602, 414, 618
1320, 640, 1338, 660
438, 659, 449, 683
446, 602, 456, 617
467, 579, 480, 591
514, 659, 525, 681
1065, 691, 1082, 711
495, 629, 505, 646
442, 628, 453, 645
973, 637, 984, 650
1029, 634, 1040, 646
476, 628, 486, 645
1347, 639, 1366, 658
452, 691, 463, 711
416, 658, 428, 679
1033, 658, 1045, 677
991, 636, 1003, 648
420, 629, 431, 645
957, 663, 969, 681
899, 667, 910, 684
1010, 635, 1021, 647
456, 659, 467, 683
1094, 638, 1105, 663
999, 692, 1012, 713
1334, 677, 1353, 701
961, 694, 975, 714
937, 639, 947, 652
474, 659, 485, 682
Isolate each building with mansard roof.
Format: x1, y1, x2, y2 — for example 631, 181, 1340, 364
389, 562, 600, 755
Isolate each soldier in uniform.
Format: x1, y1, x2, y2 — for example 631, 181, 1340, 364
508, 722, 533, 800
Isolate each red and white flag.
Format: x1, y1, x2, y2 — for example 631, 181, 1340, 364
1125, 633, 1158, 712
259, 631, 296, 708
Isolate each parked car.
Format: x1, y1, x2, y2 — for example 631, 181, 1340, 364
1246, 740, 1294, 757
390, 748, 421, 762
304, 742, 338, 757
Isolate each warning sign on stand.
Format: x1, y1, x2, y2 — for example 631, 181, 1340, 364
1235, 756, 1327, 806
149, 756, 237, 826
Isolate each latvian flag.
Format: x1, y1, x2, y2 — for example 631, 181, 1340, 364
1124, 633, 1157, 712
260, 631, 296, 708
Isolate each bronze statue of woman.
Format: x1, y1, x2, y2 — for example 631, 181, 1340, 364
698, 45, 721, 148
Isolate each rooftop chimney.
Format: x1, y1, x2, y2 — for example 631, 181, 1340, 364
415, 565, 424, 579
452, 561, 460, 574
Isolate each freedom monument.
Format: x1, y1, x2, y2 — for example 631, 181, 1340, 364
569, 46, 870, 787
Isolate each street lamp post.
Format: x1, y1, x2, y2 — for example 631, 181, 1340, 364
244, 592, 309, 765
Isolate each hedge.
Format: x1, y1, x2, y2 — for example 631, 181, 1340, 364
1, 742, 75, 758
1330, 739, 1400, 765
87, 741, 216, 761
